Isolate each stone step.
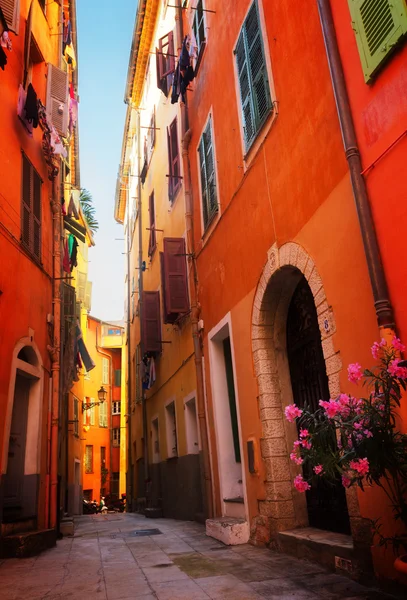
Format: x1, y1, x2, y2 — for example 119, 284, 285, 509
206, 517, 249, 546
1, 517, 37, 536
223, 496, 244, 503
0, 528, 57, 559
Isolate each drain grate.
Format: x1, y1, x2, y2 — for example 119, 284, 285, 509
129, 528, 162, 537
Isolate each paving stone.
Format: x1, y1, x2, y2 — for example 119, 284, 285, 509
142, 564, 190, 583
195, 574, 263, 599
251, 578, 319, 599
152, 579, 210, 599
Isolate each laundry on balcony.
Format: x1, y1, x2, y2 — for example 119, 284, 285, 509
25, 84, 39, 127
171, 36, 195, 105
76, 323, 95, 372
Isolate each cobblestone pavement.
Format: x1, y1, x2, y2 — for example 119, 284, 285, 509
0, 514, 402, 599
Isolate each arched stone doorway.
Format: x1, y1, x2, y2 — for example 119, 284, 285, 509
251, 243, 357, 540
1, 340, 44, 523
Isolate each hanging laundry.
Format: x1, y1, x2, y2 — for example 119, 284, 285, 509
50, 126, 67, 157
64, 42, 77, 70
1, 31, 12, 51
187, 31, 198, 61
76, 323, 96, 372
68, 233, 75, 256
17, 85, 33, 136
148, 357, 156, 389
63, 238, 71, 273
69, 82, 75, 99
70, 237, 78, 272
63, 17, 72, 53
68, 193, 80, 220
171, 36, 195, 105
69, 96, 78, 133
25, 83, 39, 127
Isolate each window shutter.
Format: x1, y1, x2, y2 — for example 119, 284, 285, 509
236, 30, 255, 148
156, 46, 168, 96
142, 291, 161, 354
32, 169, 41, 260
99, 402, 104, 427
21, 154, 31, 250
163, 237, 189, 315
199, 119, 217, 227
102, 357, 109, 384
167, 119, 180, 201
0, 0, 20, 33
160, 252, 177, 324
90, 405, 95, 426
159, 30, 175, 77
148, 191, 156, 256
114, 369, 121, 387
46, 64, 69, 136
348, 0, 407, 83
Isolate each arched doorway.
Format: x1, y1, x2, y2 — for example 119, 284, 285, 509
286, 276, 350, 534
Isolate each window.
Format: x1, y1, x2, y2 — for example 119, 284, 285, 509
165, 402, 178, 458
113, 428, 121, 447
83, 399, 88, 425
21, 153, 42, 260
73, 397, 79, 437
90, 404, 95, 426
192, 0, 206, 56
235, 1, 273, 151
0, 0, 20, 33
198, 117, 218, 228
152, 418, 160, 463
114, 369, 121, 387
148, 191, 156, 257
348, 0, 407, 83
167, 118, 181, 201
142, 291, 162, 355
160, 238, 189, 324
85, 445, 93, 473
148, 108, 156, 162
46, 63, 69, 136
111, 472, 119, 496
99, 401, 107, 428
102, 357, 109, 384
185, 397, 199, 455
156, 30, 175, 96
112, 401, 121, 415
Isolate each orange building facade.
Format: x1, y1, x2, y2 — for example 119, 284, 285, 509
81, 317, 125, 503
0, 0, 82, 551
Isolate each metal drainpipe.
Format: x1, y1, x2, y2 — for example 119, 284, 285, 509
126, 165, 133, 510
136, 109, 150, 504
317, 0, 395, 333
175, 6, 214, 519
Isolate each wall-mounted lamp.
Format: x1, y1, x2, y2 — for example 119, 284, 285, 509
82, 386, 107, 411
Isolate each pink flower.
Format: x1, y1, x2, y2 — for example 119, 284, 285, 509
388, 359, 407, 379
319, 399, 340, 419
290, 452, 303, 465
348, 363, 363, 384
293, 440, 301, 448
285, 404, 303, 422
364, 429, 373, 438
294, 474, 311, 493
392, 337, 406, 353
299, 428, 309, 438
353, 422, 362, 430
349, 458, 369, 476
342, 474, 352, 488
301, 439, 312, 450
371, 339, 386, 359
313, 465, 324, 475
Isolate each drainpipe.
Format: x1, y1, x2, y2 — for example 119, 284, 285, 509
317, 0, 395, 333
49, 177, 62, 530
126, 165, 134, 510
175, 6, 214, 519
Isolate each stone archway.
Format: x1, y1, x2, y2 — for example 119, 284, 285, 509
251, 242, 361, 542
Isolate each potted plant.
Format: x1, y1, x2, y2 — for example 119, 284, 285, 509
284, 336, 407, 573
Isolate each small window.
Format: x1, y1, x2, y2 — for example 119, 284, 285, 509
148, 191, 156, 257
85, 445, 93, 473
167, 118, 181, 202
185, 397, 199, 455
102, 357, 109, 384
348, 0, 407, 83
156, 30, 175, 96
198, 117, 218, 229
112, 401, 121, 415
165, 402, 178, 458
111, 472, 119, 496
113, 428, 121, 447
192, 0, 206, 56
99, 402, 107, 428
21, 153, 42, 261
114, 369, 121, 387
235, 1, 273, 151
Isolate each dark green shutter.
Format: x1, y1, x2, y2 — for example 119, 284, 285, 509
199, 118, 218, 228
114, 369, 121, 387
348, 0, 407, 83
235, 1, 272, 150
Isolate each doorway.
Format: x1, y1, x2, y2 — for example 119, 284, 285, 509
3, 375, 30, 517
286, 276, 350, 534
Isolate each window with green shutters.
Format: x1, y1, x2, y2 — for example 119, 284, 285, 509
235, 0, 273, 151
348, 0, 407, 83
198, 116, 218, 229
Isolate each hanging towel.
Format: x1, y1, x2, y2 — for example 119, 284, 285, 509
76, 323, 96, 372
148, 357, 156, 389
63, 238, 71, 273
68, 233, 75, 256
64, 43, 77, 70
70, 237, 78, 271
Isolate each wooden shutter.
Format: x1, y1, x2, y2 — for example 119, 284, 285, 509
90, 405, 95, 426
21, 154, 31, 250
46, 64, 69, 136
199, 118, 217, 228
160, 252, 179, 324
99, 402, 104, 427
148, 191, 156, 256
102, 357, 109, 384
167, 119, 180, 201
156, 46, 168, 96
32, 169, 41, 260
348, 0, 407, 83
114, 369, 121, 387
163, 238, 189, 315
0, 0, 20, 33
193, 0, 205, 51
142, 291, 161, 354
21, 153, 41, 259
235, 1, 272, 150
159, 30, 175, 77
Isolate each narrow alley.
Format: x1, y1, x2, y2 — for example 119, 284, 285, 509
0, 514, 400, 600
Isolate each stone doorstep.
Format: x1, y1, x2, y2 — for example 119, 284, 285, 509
60, 518, 75, 537
278, 527, 356, 575
206, 517, 250, 546
0, 528, 57, 559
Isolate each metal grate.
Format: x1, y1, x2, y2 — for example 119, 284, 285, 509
360, 0, 394, 56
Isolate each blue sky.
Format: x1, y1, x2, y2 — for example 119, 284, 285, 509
76, 0, 137, 321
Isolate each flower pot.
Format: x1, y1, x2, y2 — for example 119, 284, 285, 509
394, 554, 407, 575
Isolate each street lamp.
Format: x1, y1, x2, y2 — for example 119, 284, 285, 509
82, 386, 107, 411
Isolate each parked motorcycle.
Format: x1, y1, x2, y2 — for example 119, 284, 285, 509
83, 499, 98, 514
104, 494, 125, 512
